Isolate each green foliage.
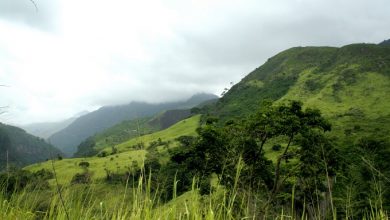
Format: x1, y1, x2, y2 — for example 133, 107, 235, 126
336, 137, 390, 217
0, 124, 61, 170
74, 137, 97, 157
272, 144, 281, 151
71, 171, 92, 184
0, 168, 52, 196
97, 151, 108, 157
78, 161, 90, 168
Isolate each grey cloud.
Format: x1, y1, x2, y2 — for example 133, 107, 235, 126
101, 0, 390, 109
1, 0, 390, 124
0, 0, 59, 30
168, 0, 390, 71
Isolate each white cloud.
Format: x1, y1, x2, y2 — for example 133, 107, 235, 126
0, 0, 389, 124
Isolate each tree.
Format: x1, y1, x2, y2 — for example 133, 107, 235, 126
265, 102, 332, 204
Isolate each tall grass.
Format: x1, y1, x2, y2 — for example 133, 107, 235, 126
1, 161, 389, 220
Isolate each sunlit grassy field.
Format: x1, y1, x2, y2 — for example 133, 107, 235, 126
25, 115, 201, 185
113, 114, 201, 153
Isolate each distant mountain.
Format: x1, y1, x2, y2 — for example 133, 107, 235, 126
0, 123, 62, 170
22, 118, 76, 139
22, 111, 89, 139
49, 93, 218, 155
379, 39, 390, 46
206, 43, 390, 143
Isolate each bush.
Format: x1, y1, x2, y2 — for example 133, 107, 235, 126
33, 169, 54, 180
272, 144, 282, 151
71, 171, 92, 184
0, 168, 52, 196
131, 142, 144, 150
111, 146, 118, 155
79, 161, 90, 168
305, 79, 321, 91
176, 135, 196, 147
97, 151, 108, 157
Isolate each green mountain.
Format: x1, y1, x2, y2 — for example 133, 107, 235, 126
0, 123, 62, 170
209, 43, 390, 143
379, 39, 390, 46
74, 108, 194, 157
49, 93, 217, 156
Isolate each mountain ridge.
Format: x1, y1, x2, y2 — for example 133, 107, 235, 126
0, 123, 62, 170
206, 43, 390, 143
49, 93, 218, 155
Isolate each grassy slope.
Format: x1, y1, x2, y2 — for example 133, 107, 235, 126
25, 115, 201, 185
213, 44, 390, 145
92, 116, 155, 151
111, 115, 201, 153
278, 68, 390, 139
75, 109, 194, 156
214, 46, 338, 120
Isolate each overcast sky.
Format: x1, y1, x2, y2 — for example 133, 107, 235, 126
0, 0, 389, 125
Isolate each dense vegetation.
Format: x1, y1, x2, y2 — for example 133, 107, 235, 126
0, 123, 61, 169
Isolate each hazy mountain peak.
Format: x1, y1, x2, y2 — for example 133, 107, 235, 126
379, 39, 390, 45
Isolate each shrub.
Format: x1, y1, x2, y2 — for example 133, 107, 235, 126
71, 171, 92, 184
33, 169, 54, 180
97, 151, 108, 157
111, 146, 118, 155
176, 135, 196, 147
272, 144, 282, 151
0, 169, 52, 195
79, 161, 90, 168
305, 79, 321, 91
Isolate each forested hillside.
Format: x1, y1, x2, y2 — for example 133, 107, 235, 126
0, 123, 62, 169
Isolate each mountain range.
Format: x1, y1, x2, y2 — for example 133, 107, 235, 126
48, 93, 218, 155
